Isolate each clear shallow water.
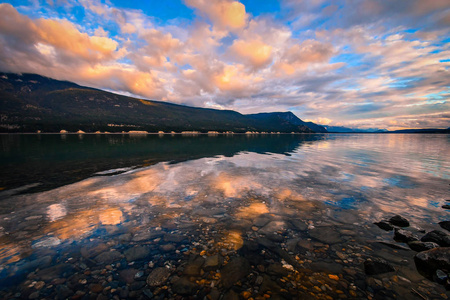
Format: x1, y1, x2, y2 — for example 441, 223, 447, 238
0, 133, 449, 299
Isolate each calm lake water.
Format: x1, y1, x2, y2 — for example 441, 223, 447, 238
0, 133, 449, 299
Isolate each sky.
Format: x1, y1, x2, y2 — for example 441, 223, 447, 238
0, 0, 449, 130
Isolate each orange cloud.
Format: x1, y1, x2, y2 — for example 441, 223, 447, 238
229, 39, 273, 68
185, 0, 248, 30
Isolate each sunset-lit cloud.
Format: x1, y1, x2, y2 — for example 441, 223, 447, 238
0, 0, 449, 129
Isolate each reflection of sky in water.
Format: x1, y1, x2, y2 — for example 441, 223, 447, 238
0, 134, 448, 265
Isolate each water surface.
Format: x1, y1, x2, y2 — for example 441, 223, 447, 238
0, 134, 449, 299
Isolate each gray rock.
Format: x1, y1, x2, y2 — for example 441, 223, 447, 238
408, 241, 439, 252
439, 221, 450, 232
159, 244, 176, 252
36, 264, 74, 281
389, 215, 409, 227
124, 246, 150, 262
171, 277, 198, 295
203, 254, 220, 271
374, 220, 394, 231
289, 219, 308, 231
119, 268, 138, 284
94, 250, 123, 264
364, 258, 395, 275
309, 227, 342, 244
221, 257, 250, 288
183, 256, 205, 276
393, 228, 419, 243
132, 231, 163, 242
259, 221, 286, 235
435, 269, 448, 284
421, 230, 450, 246
414, 247, 450, 278
164, 234, 187, 243
146, 267, 171, 287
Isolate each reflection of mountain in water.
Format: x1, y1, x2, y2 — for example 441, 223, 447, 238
0, 134, 326, 193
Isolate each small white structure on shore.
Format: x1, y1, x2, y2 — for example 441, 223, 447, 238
208, 131, 219, 135
60, 130, 68, 133
158, 131, 164, 134
77, 130, 85, 134
181, 131, 199, 135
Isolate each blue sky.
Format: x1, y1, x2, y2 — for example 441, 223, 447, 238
0, 0, 449, 129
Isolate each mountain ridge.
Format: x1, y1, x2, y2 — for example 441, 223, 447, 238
0, 72, 327, 133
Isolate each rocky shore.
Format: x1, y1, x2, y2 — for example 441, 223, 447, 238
1, 202, 449, 300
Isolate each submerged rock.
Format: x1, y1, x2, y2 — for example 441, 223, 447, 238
94, 250, 123, 264
421, 230, 450, 247
439, 221, 450, 232
124, 246, 150, 261
309, 227, 342, 244
393, 228, 419, 243
374, 220, 394, 231
146, 267, 171, 287
389, 215, 409, 227
408, 241, 439, 252
172, 277, 199, 295
364, 258, 395, 275
221, 257, 250, 288
414, 247, 450, 278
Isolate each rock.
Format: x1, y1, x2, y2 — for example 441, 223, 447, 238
259, 221, 286, 235
309, 227, 342, 244
119, 269, 138, 284
32, 237, 61, 248
421, 230, 450, 246
223, 290, 239, 300
414, 247, 450, 278
124, 246, 150, 262
159, 244, 175, 252
183, 256, 205, 276
28, 291, 39, 299
55, 284, 72, 299
442, 205, 450, 210
253, 216, 271, 227
377, 241, 410, 250
364, 258, 395, 275
389, 215, 409, 227
407, 241, 439, 252
267, 263, 290, 276
439, 221, 450, 232
89, 284, 103, 293
94, 251, 123, 264
221, 257, 250, 288
132, 231, 163, 242
81, 243, 109, 258
374, 221, 394, 231
36, 264, 74, 281
435, 269, 448, 284
393, 228, 419, 243
164, 234, 187, 243
171, 277, 198, 295
146, 267, 171, 287
289, 219, 308, 231
203, 254, 220, 271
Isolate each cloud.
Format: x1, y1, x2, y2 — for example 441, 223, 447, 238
228, 39, 273, 69
0, 0, 449, 129
185, 0, 248, 30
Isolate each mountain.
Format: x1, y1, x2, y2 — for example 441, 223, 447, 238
246, 112, 327, 133
387, 128, 450, 133
324, 126, 387, 133
0, 72, 326, 133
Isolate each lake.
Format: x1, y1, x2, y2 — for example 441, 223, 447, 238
0, 133, 449, 299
